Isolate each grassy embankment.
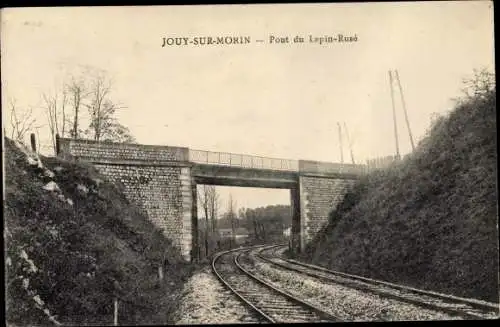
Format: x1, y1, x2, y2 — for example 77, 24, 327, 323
4, 137, 198, 326
301, 85, 498, 302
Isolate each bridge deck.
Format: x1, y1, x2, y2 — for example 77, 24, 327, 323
58, 138, 385, 176
189, 149, 299, 172
192, 163, 298, 188
189, 149, 367, 176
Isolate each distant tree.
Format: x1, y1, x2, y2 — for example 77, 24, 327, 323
237, 207, 262, 242
198, 185, 220, 257
83, 72, 135, 143
207, 186, 220, 233
238, 207, 247, 231
66, 75, 89, 139
42, 88, 70, 153
227, 194, 237, 247
241, 205, 292, 243
198, 185, 210, 257
42, 72, 94, 152
455, 68, 495, 104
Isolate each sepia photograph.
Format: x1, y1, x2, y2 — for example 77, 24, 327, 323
2, 2, 498, 325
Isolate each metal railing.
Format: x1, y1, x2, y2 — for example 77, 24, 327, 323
189, 149, 403, 174
189, 149, 299, 171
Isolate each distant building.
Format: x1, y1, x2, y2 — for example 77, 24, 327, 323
217, 228, 249, 243
234, 228, 249, 240
218, 228, 233, 239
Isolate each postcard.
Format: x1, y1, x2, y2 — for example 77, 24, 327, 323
2, 2, 497, 325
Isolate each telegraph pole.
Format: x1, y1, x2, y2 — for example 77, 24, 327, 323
394, 70, 415, 151
389, 71, 400, 159
337, 122, 344, 164
343, 122, 356, 164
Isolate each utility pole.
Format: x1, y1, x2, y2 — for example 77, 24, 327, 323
343, 122, 356, 164
394, 70, 415, 151
337, 122, 344, 164
389, 71, 400, 159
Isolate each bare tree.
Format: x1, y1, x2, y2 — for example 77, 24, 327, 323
227, 194, 237, 246
240, 207, 260, 242
66, 76, 89, 139
40, 68, 134, 146
198, 185, 220, 256
238, 208, 246, 224
83, 73, 135, 143
86, 73, 110, 141
198, 185, 211, 258
42, 89, 70, 154
251, 212, 260, 241
7, 99, 38, 144
207, 186, 220, 233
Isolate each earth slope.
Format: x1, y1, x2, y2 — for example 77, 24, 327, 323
302, 87, 498, 302
4, 138, 194, 325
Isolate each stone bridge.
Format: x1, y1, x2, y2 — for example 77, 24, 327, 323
58, 138, 369, 261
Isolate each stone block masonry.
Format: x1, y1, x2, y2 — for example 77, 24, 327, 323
58, 138, 194, 261
58, 138, 365, 259
299, 176, 356, 249
179, 167, 194, 259
93, 164, 186, 249
58, 138, 189, 163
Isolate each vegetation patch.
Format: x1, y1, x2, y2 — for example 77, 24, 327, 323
301, 73, 498, 303
4, 137, 197, 326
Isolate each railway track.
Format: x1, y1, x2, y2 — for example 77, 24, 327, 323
211, 247, 339, 323
256, 244, 499, 320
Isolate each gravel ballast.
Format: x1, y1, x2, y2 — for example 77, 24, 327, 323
240, 254, 460, 322
173, 266, 258, 324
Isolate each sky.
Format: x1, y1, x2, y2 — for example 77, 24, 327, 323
1, 2, 495, 211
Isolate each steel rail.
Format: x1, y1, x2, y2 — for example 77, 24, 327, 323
263, 245, 499, 312
234, 249, 339, 322
212, 247, 275, 323
212, 245, 339, 323
257, 245, 499, 320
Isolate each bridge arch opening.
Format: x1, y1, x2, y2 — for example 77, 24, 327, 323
192, 184, 298, 261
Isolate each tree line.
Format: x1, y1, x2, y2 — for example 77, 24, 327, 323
6, 66, 135, 154
236, 204, 292, 243
196, 185, 292, 260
